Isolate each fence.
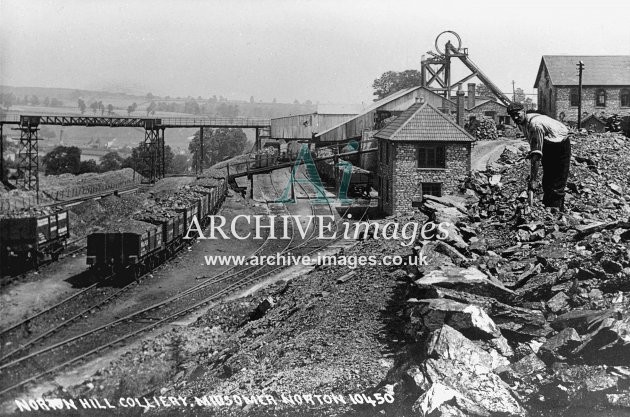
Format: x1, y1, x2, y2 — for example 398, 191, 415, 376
49, 177, 141, 201
0, 194, 40, 212
0, 176, 142, 212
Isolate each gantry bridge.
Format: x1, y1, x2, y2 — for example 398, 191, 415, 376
0, 114, 271, 190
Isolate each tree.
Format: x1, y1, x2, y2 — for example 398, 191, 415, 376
372, 69, 422, 100
146, 92, 154, 100
107, 104, 114, 115
514, 87, 526, 104
1, 93, 14, 110
90, 101, 99, 114
100, 151, 125, 172
50, 98, 63, 107
146, 101, 157, 116
188, 128, 247, 171
184, 100, 200, 114
216, 102, 239, 117
78, 159, 99, 174
98, 101, 105, 115
78, 99, 86, 114
42, 146, 81, 175
171, 154, 190, 174
122, 144, 175, 177
30, 95, 40, 106
127, 102, 137, 116
43, 97, 50, 106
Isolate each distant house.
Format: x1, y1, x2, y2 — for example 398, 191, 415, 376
534, 55, 630, 123
463, 83, 511, 126
582, 114, 607, 133
374, 101, 473, 215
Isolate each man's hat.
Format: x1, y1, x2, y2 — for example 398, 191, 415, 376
507, 102, 524, 114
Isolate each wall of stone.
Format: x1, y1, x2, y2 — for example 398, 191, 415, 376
466, 101, 510, 125
554, 87, 630, 122
378, 140, 471, 215
377, 138, 394, 215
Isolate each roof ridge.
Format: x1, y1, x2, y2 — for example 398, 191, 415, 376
385, 101, 427, 140
424, 102, 476, 140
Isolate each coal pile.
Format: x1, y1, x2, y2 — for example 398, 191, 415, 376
467, 116, 499, 141
383, 132, 630, 416
68, 193, 150, 238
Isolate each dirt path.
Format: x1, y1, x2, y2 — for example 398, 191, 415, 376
471, 138, 524, 171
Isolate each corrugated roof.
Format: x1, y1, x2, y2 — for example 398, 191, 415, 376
534, 55, 630, 87
374, 102, 474, 142
467, 99, 507, 111
315, 86, 454, 138
316, 103, 363, 114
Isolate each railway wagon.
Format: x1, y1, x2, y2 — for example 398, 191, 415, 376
85, 175, 227, 276
134, 207, 186, 257
86, 220, 163, 273
315, 158, 372, 196
0, 211, 70, 270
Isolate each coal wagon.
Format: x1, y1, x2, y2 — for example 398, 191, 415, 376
85, 176, 227, 276
315, 158, 372, 196
0, 210, 70, 272
86, 220, 163, 274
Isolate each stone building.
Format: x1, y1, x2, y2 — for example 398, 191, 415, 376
463, 83, 511, 126
582, 114, 607, 133
534, 55, 630, 123
374, 101, 473, 216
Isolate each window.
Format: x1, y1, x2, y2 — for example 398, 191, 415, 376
418, 145, 446, 168
422, 183, 442, 197
570, 89, 579, 107
621, 89, 630, 107
385, 179, 390, 203
499, 116, 511, 125
595, 89, 606, 107
386, 142, 391, 162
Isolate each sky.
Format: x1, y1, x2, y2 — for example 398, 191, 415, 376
1, 0, 629, 106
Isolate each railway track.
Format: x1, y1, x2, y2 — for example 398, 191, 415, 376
0, 169, 370, 397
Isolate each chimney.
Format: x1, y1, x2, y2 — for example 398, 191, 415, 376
456, 88, 465, 127
467, 83, 476, 109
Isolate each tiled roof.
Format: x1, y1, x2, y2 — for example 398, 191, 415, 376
374, 102, 474, 142
535, 56, 630, 87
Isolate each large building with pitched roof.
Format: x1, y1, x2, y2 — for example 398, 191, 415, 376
534, 55, 630, 123
374, 100, 473, 215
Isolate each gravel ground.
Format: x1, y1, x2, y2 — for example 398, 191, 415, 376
30, 238, 408, 417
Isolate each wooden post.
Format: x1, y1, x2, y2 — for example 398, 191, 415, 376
250, 175, 254, 199
199, 127, 204, 173
577, 61, 584, 130
0, 124, 4, 183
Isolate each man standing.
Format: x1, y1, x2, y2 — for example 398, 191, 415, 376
507, 103, 571, 211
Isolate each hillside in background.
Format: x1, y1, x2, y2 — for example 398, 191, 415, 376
0, 85, 323, 154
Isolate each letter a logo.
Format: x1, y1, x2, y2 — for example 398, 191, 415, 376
276, 144, 328, 204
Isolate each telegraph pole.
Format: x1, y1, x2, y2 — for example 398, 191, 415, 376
0, 124, 4, 183
577, 61, 584, 129
512, 80, 516, 102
